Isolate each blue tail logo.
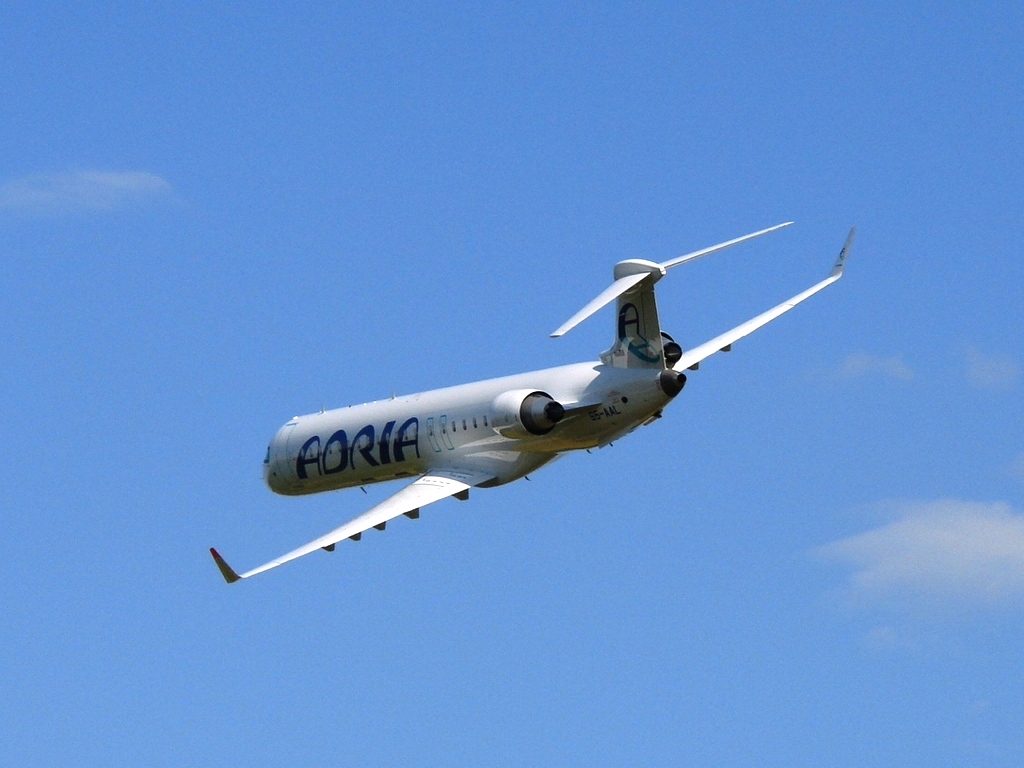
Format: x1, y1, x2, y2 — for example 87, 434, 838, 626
618, 303, 661, 364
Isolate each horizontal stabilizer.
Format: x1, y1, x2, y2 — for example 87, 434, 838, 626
551, 272, 648, 337
551, 222, 793, 338
659, 221, 792, 270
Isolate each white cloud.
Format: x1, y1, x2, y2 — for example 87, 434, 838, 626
965, 347, 1020, 390
830, 352, 914, 381
0, 170, 172, 214
814, 500, 1024, 610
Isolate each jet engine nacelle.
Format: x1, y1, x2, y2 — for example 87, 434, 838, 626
491, 389, 566, 438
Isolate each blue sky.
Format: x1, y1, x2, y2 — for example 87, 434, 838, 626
1, 3, 1022, 765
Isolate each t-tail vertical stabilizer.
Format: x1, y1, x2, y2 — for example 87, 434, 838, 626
600, 260, 667, 369
550, 222, 794, 368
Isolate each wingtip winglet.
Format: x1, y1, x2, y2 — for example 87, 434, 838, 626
829, 226, 856, 278
210, 547, 242, 584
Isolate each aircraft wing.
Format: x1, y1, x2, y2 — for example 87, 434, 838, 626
672, 228, 855, 373
210, 468, 495, 583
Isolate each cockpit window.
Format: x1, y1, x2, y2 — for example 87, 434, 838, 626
264, 446, 271, 464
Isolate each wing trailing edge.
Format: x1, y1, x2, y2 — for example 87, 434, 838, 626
210, 468, 495, 583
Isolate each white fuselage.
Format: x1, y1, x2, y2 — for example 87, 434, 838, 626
211, 224, 850, 584
264, 361, 676, 495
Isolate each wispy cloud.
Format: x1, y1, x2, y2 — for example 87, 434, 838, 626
813, 500, 1024, 611
819, 353, 914, 381
965, 347, 1020, 390
0, 169, 172, 215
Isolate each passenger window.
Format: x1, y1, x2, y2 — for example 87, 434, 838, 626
483, 415, 488, 426
473, 417, 478, 428
462, 419, 467, 430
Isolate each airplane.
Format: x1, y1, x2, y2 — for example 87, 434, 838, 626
210, 222, 855, 583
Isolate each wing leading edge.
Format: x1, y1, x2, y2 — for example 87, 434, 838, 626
210, 468, 495, 583
672, 227, 855, 372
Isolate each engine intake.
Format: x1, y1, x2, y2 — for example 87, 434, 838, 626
661, 331, 683, 368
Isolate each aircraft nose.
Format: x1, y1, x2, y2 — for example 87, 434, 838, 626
263, 443, 282, 492
263, 442, 296, 495
263, 423, 301, 495
264, 458, 288, 493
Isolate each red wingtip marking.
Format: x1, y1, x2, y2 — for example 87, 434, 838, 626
209, 547, 241, 584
